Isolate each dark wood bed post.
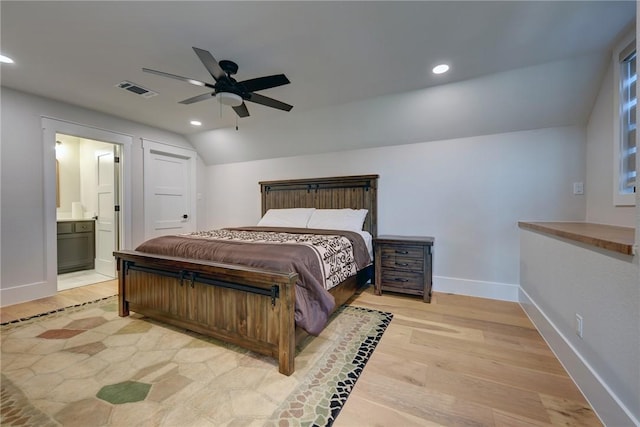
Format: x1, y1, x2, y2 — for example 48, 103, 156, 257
278, 273, 296, 375
117, 257, 129, 317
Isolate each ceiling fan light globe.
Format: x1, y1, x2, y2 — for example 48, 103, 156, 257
218, 92, 243, 107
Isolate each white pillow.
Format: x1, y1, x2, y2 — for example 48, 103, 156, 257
307, 209, 368, 231
257, 208, 315, 228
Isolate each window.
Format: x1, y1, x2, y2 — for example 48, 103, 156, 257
614, 36, 637, 206
620, 44, 637, 194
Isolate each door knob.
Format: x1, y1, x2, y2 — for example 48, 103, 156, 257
182, 214, 189, 219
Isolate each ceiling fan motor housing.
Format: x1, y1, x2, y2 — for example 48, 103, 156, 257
218, 60, 238, 75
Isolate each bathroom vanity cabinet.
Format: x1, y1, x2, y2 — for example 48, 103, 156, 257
57, 220, 95, 274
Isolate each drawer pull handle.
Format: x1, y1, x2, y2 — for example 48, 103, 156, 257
393, 278, 409, 282
395, 262, 409, 267
395, 250, 409, 254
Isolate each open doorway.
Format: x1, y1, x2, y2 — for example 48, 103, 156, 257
42, 117, 132, 296
55, 134, 121, 290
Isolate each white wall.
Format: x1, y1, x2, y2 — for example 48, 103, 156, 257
518, 25, 640, 424
519, 231, 638, 426
0, 87, 205, 305
207, 125, 587, 300
585, 62, 637, 226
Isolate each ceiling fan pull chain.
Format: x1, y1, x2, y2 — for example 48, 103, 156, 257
235, 115, 239, 131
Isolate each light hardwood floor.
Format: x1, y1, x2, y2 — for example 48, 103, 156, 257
339, 288, 601, 426
0, 282, 600, 426
0, 280, 118, 324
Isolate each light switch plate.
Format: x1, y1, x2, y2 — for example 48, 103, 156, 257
573, 182, 584, 195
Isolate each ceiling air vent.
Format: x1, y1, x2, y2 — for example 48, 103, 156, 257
115, 81, 158, 98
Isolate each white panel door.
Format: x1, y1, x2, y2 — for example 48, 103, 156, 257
95, 151, 116, 277
146, 149, 194, 238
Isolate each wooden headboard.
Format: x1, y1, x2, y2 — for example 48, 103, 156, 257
259, 175, 379, 236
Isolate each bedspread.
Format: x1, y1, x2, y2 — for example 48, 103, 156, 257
135, 227, 371, 335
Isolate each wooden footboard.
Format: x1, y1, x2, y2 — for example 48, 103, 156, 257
115, 250, 298, 375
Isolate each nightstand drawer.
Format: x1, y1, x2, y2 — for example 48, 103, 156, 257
381, 255, 423, 271
379, 245, 424, 259
380, 270, 424, 293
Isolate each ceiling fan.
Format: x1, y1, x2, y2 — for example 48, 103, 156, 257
143, 47, 292, 118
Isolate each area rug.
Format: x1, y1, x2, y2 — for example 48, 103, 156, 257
1, 296, 392, 426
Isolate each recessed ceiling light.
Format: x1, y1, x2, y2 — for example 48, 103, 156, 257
0, 54, 15, 64
432, 64, 449, 74
190, 120, 202, 126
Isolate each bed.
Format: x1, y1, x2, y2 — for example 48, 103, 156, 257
114, 174, 378, 375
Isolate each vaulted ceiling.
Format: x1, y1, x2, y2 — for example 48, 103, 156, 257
1, 1, 635, 138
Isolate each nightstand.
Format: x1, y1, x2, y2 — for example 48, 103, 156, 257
374, 235, 434, 302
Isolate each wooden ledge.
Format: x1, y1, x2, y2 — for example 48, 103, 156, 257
518, 221, 636, 256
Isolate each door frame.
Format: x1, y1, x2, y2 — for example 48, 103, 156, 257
42, 117, 132, 292
142, 138, 197, 240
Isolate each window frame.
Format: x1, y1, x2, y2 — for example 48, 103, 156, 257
613, 31, 637, 207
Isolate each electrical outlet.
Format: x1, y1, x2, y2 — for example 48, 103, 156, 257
575, 313, 583, 339
573, 182, 584, 195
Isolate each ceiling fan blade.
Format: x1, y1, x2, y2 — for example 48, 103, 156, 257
142, 68, 215, 89
239, 74, 290, 93
192, 47, 226, 81
232, 102, 250, 118
179, 92, 215, 105
246, 93, 293, 112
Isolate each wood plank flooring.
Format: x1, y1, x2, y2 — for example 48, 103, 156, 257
0, 280, 117, 324
337, 288, 601, 426
0, 282, 601, 426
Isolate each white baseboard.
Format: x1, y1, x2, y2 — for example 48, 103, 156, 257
519, 288, 639, 427
433, 275, 519, 302
0, 281, 54, 308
